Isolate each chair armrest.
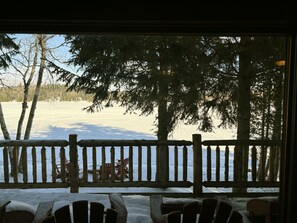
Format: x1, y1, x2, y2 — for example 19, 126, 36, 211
109, 193, 128, 223
150, 195, 166, 223
32, 201, 54, 223
0, 201, 11, 223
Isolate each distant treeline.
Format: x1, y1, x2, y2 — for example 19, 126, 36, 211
0, 84, 93, 102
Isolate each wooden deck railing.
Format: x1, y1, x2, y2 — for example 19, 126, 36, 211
74, 135, 194, 192
0, 134, 281, 196
201, 139, 281, 195
0, 139, 69, 189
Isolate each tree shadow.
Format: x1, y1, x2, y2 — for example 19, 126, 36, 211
33, 122, 156, 140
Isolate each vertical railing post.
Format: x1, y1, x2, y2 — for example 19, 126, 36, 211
69, 134, 79, 193
192, 134, 202, 197
156, 144, 167, 183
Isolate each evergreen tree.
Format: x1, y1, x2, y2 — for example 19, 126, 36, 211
50, 35, 217, 181
0, 34, 19, 68
50, 34, 286, 184
51, 35, 216, 140
0, 34, 19, 174
201, 36, 286, 187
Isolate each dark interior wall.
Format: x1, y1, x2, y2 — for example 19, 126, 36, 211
281, 35, 297, 223
1, 1, 296, 34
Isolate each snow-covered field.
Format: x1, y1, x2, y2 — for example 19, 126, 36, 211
0, 101, 237, 190
0, 101, 236, 141
1, 101, 256, 223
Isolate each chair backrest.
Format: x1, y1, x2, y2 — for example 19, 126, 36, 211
198, 198, 243, 223
167, 211, 181, 223
105, 208, 119, 223
182, 201, 200, 223
198, 198, 218, 223
54, 205, 71, 223
213, 200, 233, 223
227, 210, 243, 223
41, 215, 55, 223
53, 200, 117, 223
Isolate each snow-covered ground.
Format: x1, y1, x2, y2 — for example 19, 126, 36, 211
0, 101, 239, 192
0, 101, 236, 141
0, 101, 255, 223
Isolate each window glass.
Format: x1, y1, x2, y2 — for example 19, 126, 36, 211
0, 33, 287, 195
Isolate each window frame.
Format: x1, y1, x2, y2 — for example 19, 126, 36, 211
1, 2, 297, 222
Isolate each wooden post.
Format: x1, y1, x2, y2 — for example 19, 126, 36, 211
156, 144, 168, 183
69, 134, 79, 193
192, 134, 202, 197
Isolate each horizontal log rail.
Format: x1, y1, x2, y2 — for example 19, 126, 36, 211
202, 139, 281, 146
0, 140, 69, 147
77, 139, 192, 147
202, 181, 280, 188
0, 182, 69, 189
80, 181, 193, 188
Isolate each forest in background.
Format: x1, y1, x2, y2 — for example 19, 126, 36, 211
0, 84, 93, 102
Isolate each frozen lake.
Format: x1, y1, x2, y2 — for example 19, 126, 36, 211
0, 101, 248, 194
0, 101, 236, 141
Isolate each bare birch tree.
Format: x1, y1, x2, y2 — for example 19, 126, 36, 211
0, 34, 61, 173
23, 35, 47, 139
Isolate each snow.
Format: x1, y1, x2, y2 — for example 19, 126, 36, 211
0, 101, 236, 141
0, 101, 256, 223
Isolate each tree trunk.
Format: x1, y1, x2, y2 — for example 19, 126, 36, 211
270, 71, 283, 181
0, 102, 14, 175
258, 81, 271, 181
24, 34, 46, 140
234, 37, 252, 193
18, 35, 46, 172
156, 61, 170, 182
16, 37, 39, 140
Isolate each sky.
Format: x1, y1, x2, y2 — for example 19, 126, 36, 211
4, 34, 71, 86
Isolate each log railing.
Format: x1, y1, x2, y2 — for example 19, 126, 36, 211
0, 134, 281, 196
0, 135, 196, 195
201, 139, 281, 195
72, 135, 195, 193
0, 139, 69, 189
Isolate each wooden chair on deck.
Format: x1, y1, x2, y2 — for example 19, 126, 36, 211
97, 163, 113, 181
1, 200, 54, 223
115, 158, 129, 180
150, 195, 200, 223
96, 158, 129, 181
41, 200, 117, 223
247, 197, 279, 223
150, 196, 243, 223
54, 161, 71, 182
199, 198, 243, 223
